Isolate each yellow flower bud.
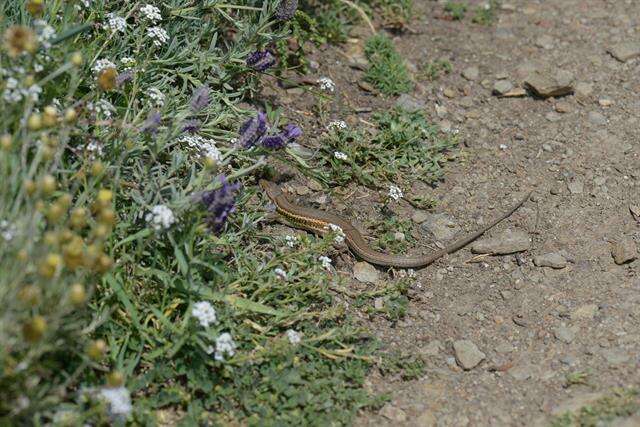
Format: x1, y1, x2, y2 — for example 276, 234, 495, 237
87, 339, 107, 360
0, 134, 11, 150
39, 253, 62, 278
17, 249, 28, 261
58, 193, 72, 208
24, 75, 35, 87
97, 68, 117, 91
91, 161, 105, 176
24, 179, 36, 195
96, 189, 113, 205
59, 228, 74, 242
17, 285, 41, 307
3, 26, 38, 57
64, 108, 77, 123
63, 236, 84, 270
70, 52, 83, 67
93, 223, 111, 239
106, 371, 124, 387
27, 113, 42, 131
95, 254, 113, 273
46, 202, 65, 223
23, 315, 47, 342
26, 0, 45, 17
41, 145, 54, 161
69, 283, 87, 306
43, 230, 59, 246
99, 208, 117, 226
39, 174, 57, 195
43, 106, 58, 127
70, 207, 87, 229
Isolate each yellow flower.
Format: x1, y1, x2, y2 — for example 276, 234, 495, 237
3, 26, 37, 57
87, 339, 107, 360
69, 283, 87, 306
97, 68, 118, 91
23, 315, 47, 342
26, 0, 45, 17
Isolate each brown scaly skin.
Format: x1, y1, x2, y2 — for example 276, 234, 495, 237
260, 179, 531, 269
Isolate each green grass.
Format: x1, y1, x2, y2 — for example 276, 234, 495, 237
419, 59, 453, 81
472, 1, 500, 25
364, 34, 413, 95
444, 2, 468, 20
316, 107, 457, 188
550, 388, 640, 427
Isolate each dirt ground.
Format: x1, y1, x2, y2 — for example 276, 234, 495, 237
266, 1, 640, 425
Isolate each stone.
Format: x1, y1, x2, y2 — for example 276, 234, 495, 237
443, 88, 456, 98
420, 340, 443, 357
396, 94, 425, 112
533, 252, 567, 269
379, 404, 407, 422
353, 262, 379, 283
394, 231, 405, 242
471, 230, 531, 254
587, 111, 607, 126
420, 213, 460, 242
493, 80, 514, 96
611, 238, 638, 264
509, 364, 535, 380
555, 101, 572, 113
415, 411, 437, 427
453, 340, 486, 370
571, 304, 598, 321
602, 349, 629, 365
462, 66, 479, 81
412, 210, 430, 224
608, 42, 640, 62
554, 325, 576, 343
535, 34, 555, 50
374, 297, 384, 310
494, 342, 514, 354
524, 70, 574, 98
575, 82, 594, 97
567, 180, 584, 194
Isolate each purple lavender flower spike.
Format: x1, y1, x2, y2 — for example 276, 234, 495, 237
116, 69, 134, 87
238, 111, 268, 147
200, 175, 241, 232
246, 50, 276, 72
282, 124, 302, 140
190, 85, 210, 112
276, 0, 298, 21
261, 123, 302, 149
140, 110, 161, 134
181, 119, 201, 133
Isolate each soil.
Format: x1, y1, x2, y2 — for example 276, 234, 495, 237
262, 1, 640, 425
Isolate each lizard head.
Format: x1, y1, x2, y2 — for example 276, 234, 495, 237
258, 179, 283, 201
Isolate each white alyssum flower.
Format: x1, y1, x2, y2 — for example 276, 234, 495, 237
317, 77, 335, 92
2, 77, 22, 103
333, 151, 348, 160
106, 13, 127, 33
99, 386, 132, 417
92, 59, 116, 75
120, 57, 136, 69
388, 185, 403, 201
191, 301, 217, 327
214, 332, 237, 361
140, 4, 162, 23
327, 120, 347, 130
327, 223, 345, 244
146, 87, 165, 107
1, 220, 17, 242
274, 268, 287, 280
86, 139, 104, 160
318, 255, 332, 269
147, 26, 169, 47
145, 204, 175, 230
178, 134, 221, 162
34, 20, 56, 49
285, 329, 302, 345
25, 85, 42, 102
285, 235, 298, 248
94, 98, 115, 118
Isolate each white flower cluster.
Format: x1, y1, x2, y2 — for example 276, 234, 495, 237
178, 134, 221, 162
1, 220, 17, 242
285, 235, 298, 248
333, 151, 348, 160
2, 78, 41, 103
318, 255, 332, 269
327, 120, 347, 130
317, 77, 335, 92
34, 20, 56, 49
120, 57, 136, 70
99, 386, 132, 417
192, 301, 217, 327
214, 332, 237, 361
94, 98, 115, 119
147, 26, 169, 47
146, 87, 165, 107
274, 267, 287, 280
140, 4, 162, 23
327, 223, 345, 244
145, 204, 175, 230
85, 139, 104, 160
286, 329, 302, 345
106, 13, 127, 33
92, 59, 116, 75
388, 185, 403, 201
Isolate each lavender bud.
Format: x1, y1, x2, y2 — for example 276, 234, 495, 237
246, 50, 276, 72
116, 69, 134, 87
181, 119, 201, 134
238, 111, 268, 147
190, 85, 210, 112
200, 175, 241, 232
276, 0, 298, 21
140, 110, 161, 134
